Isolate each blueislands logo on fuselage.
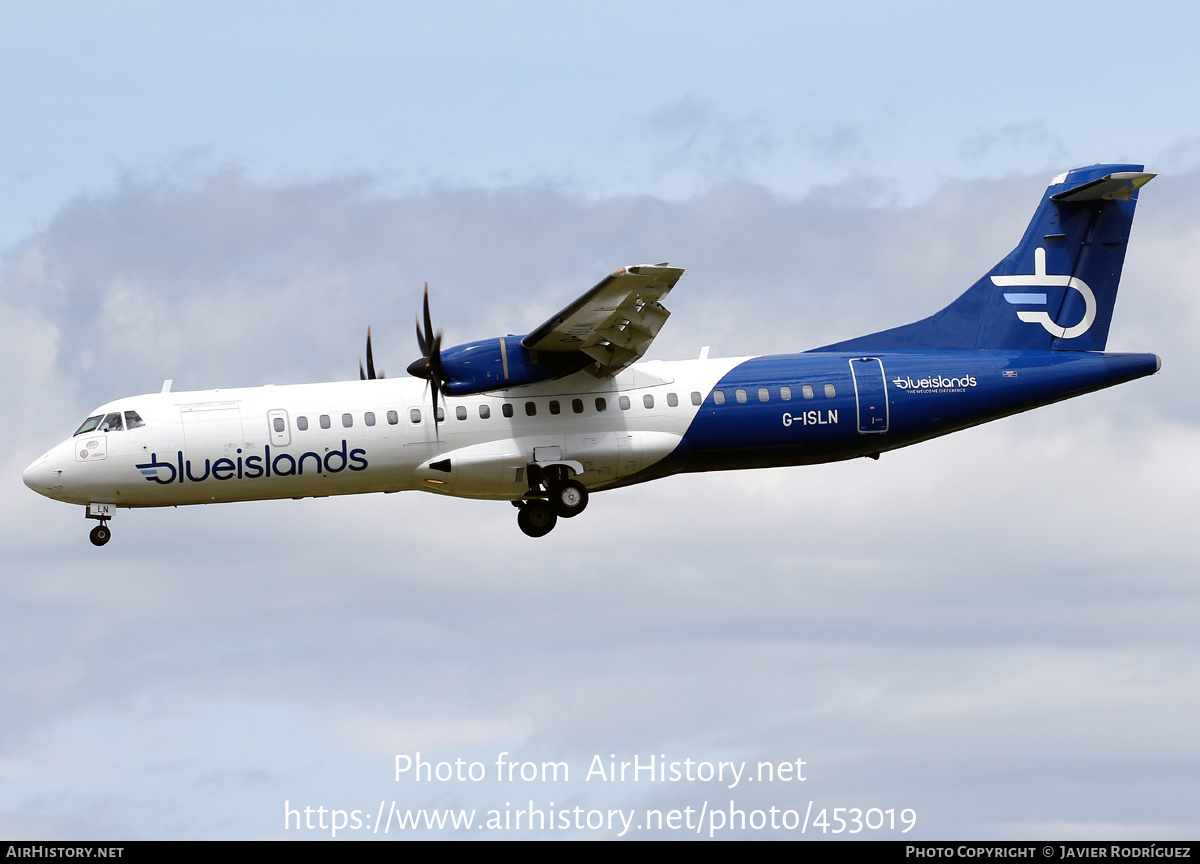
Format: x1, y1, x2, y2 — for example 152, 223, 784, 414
137, 440, 368, 484
891, 374, 978, 394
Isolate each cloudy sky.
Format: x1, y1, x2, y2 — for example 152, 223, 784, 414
3, 1, 1199, 840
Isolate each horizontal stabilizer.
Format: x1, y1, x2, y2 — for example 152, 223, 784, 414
1051, 171, 1155, 202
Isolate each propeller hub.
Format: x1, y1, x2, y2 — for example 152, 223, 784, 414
407, 358, 432, 379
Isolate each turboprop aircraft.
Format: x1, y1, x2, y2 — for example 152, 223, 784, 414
24, 164, 1161, 545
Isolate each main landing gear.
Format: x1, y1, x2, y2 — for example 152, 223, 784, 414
514, 464, 590, 537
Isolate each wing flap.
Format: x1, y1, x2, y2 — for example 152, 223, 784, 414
522, 265, 683, 377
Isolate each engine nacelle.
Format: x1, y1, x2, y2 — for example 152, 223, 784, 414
440, 337, 589, 395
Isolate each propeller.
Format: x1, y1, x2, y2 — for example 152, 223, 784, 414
358, 326, 385, 380
406, 284, 449, 432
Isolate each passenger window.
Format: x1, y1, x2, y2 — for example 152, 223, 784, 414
619, 395, 631, 410
436, 406, 445, 423
502, 403, 514, 418
320, 415, 331, 429
74, 415, 103, 436
825, 383, 836, 398
735, 389, 747, 404
525, 402, 536, 416
274, 417, 286, 433
549, 400, 561, 415
802, 385, 814, 399
780, 386, 792, 401
595, 397, 607, 412
691, 391, 702, 406
124, 410, 146, 429
667, 392, 678, 407
643, 394, 654, 409
342, 413, 353, 428
99, 412, 123, 432
456, 406, 467, 420
410, 408, 422, 424
387, 410, 398, 425
758, 387, 769, 402
365, 412, 376, 427
297, 415, 309, 431
713, 390, 725, 405
572, 399, 584, 414
479, 405, 491, 419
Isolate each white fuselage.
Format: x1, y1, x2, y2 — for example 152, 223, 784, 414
23, 358, 745, 509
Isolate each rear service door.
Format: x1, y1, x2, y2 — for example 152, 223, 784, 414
849, 358, 889, 434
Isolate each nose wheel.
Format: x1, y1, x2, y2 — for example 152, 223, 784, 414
89, 521, 111, 546
85, 503, 115, 547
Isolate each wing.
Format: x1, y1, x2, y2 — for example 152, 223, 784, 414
521, 264, 684, 377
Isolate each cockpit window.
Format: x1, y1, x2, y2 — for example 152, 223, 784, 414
71, 409, 145, 435
74, 415, 102, 436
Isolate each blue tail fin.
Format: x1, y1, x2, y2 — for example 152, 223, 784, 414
812, 164, 1155, 353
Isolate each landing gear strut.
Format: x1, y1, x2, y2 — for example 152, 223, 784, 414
85, 502, 114, 547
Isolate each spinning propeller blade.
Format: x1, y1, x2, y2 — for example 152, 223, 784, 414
359, 327, 384, 380
406, 283, 448, 435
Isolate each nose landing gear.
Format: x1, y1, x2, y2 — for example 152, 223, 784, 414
85, 502, 114, 547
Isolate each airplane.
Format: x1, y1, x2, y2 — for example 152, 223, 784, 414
23, 163, 1161, 545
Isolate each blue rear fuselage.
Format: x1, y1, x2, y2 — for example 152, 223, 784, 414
659, 349, 1158, 477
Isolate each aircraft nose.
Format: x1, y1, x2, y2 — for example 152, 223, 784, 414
23, 454, 62, 495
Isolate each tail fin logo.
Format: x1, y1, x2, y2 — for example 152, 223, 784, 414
991, 247, 1096, 339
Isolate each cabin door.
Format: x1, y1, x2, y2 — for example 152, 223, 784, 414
849, 358, 889, 434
